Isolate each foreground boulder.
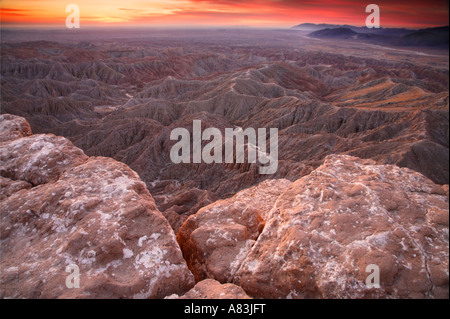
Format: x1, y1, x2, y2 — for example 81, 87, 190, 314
178, 154, 449, 299
0, 114, 195, 298
0, 114, 32, 142
177, 179, 292, 282
166, 279, 251, 299
233, 155, 449, 298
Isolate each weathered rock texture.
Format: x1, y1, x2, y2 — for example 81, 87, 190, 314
0, 114, 32, 142
177, 179, 292, 282
166, 279, 252, 299
0, 115, 195, 298
178, 155, 449, 299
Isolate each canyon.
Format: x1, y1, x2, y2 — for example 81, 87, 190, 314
0, 28, 448, 298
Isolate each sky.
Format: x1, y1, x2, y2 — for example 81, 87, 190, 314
0, 0, 448, 29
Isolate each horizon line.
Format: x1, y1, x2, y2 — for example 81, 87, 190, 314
1, 23, 449, 31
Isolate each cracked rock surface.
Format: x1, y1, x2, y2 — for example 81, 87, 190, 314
0, 114, 195, 298
178, 154, 449, 298
177, 179, 292, 282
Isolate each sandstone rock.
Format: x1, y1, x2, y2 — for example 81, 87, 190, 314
0, 116, 195, 299
166, 279, 251, 299
156, 187, 218, 232
0, 176, 31, 201
177, 179, 292, 282
442, 185, 449, 198
232, 155, 449, 299
177, 154, 449, 299
0, 114, 32, 142
0, 131, 88, 186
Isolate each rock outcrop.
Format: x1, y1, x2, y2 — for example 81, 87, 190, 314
177, 179, 292, 282
0, 114, 32, 142
166, 279, 252, 299
0, 115, 195, 298
178, 155, 449, 299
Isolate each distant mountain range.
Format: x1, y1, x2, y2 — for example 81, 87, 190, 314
399, 26, 449, 47
292, 23, 413, 35
293, 23, 449, 48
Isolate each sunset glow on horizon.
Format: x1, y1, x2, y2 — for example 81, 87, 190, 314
1, 0, 448, 29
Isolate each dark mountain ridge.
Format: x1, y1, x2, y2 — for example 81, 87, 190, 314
293, 23, 414, 36
306, 25, 449, 48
